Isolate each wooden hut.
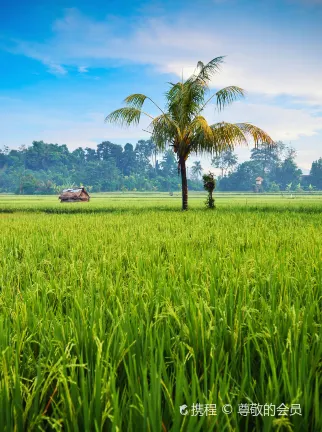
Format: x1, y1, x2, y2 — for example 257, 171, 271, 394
59, 187, 90, 202
254, 177, 264, 193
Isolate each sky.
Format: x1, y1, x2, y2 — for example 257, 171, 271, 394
1, 0, 322, 173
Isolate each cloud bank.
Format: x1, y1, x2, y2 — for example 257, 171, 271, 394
7, 8, 322, 105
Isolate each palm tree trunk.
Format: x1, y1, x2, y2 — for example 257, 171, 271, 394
180, 158, 188, 210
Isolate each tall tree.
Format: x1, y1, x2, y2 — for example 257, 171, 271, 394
121, 143, 137, 176
310, 158, 322, 189
275, 153, 302, 190
84, 147, 97, 162
219, 160, 262, 191
105, 56, 273, 210
135, 139, 154, 174
250, 141, 286, 177
160, 149, 177, 177
97, 141, 123, 163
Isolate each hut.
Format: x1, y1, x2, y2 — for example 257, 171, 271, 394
254, 176, 264, 193
59, 187, 90, 202
255, 176, 264, 186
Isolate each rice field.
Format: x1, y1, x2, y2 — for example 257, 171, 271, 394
0, 193, 321, 431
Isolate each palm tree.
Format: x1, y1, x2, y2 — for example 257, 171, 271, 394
105, 57, 274, 210
191, 161, 203, 180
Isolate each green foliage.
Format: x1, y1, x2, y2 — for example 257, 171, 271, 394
2, 139, 322, 194
310, 157, 322, 189
217, 142, 305, 192
269, 181, 280, 192
0, 140, 197, 194
202, 172, 216, 208
190, 161, 203, 180
0, 195, 321, 431
212, 148, 238, 176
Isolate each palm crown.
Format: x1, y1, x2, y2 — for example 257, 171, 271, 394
105, 56, 274, 209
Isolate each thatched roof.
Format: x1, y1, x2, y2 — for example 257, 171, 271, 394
59, 187, 90, 201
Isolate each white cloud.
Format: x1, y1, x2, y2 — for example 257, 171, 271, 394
203, 101, 322, 141
78, 66, 88, 73
8, 9, 322, 106
47, 63, 67, 75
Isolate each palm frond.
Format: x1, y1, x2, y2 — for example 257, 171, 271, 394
149, 114, 179, 151
234, 123, 275, 147
166, 81, 205, 127
124, 93, 167, 118
190, 121, 249, 156
105, 107, 153, 127
196, 85, 245, 117
210, 122, 249, 153
124, 94, 148, 109
215, 86, 245, 111
166, 82, 184, 111
167, 57, 226, 127
190, 116, 214, 143
191, 121, 274, 155
192, 57, 225, 86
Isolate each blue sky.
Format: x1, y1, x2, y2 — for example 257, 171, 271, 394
1, 0, 322, 173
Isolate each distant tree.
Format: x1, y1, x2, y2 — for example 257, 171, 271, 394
219, 160, 262, 191
97, 141, 123, 163
295, 183, 304, 193
160, 149, 177, 177
275, 153, 302, 190
310, 158, 322, 190
269, 181, 280, 192
17, 172, 39, 195
250, 141, 285, 175
84, 147, 97, 162
135, 139, 154, 174
212, 149, 238, 177
121, 143, 137, 176
191, 161, 203, 180
72, 147, 86, 162
285, 182, 292, 193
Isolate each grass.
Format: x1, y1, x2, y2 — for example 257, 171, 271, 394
0, 193, 321, 431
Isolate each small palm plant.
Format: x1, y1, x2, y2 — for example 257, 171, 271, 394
286, 182, 293, 193
105, 57, 274, 210
308, 184, 316, 193
203, 172, 216, 208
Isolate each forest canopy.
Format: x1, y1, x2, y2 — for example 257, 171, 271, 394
0, 140, 321, 194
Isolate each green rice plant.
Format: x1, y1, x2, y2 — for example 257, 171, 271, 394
0, 194, 321, 431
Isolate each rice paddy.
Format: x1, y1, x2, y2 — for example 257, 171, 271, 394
0, 193, 321, 431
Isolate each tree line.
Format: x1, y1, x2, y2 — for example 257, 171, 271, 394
0, 140, 202, 194
0, 140, 321, 194
214, 141, 322, 192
